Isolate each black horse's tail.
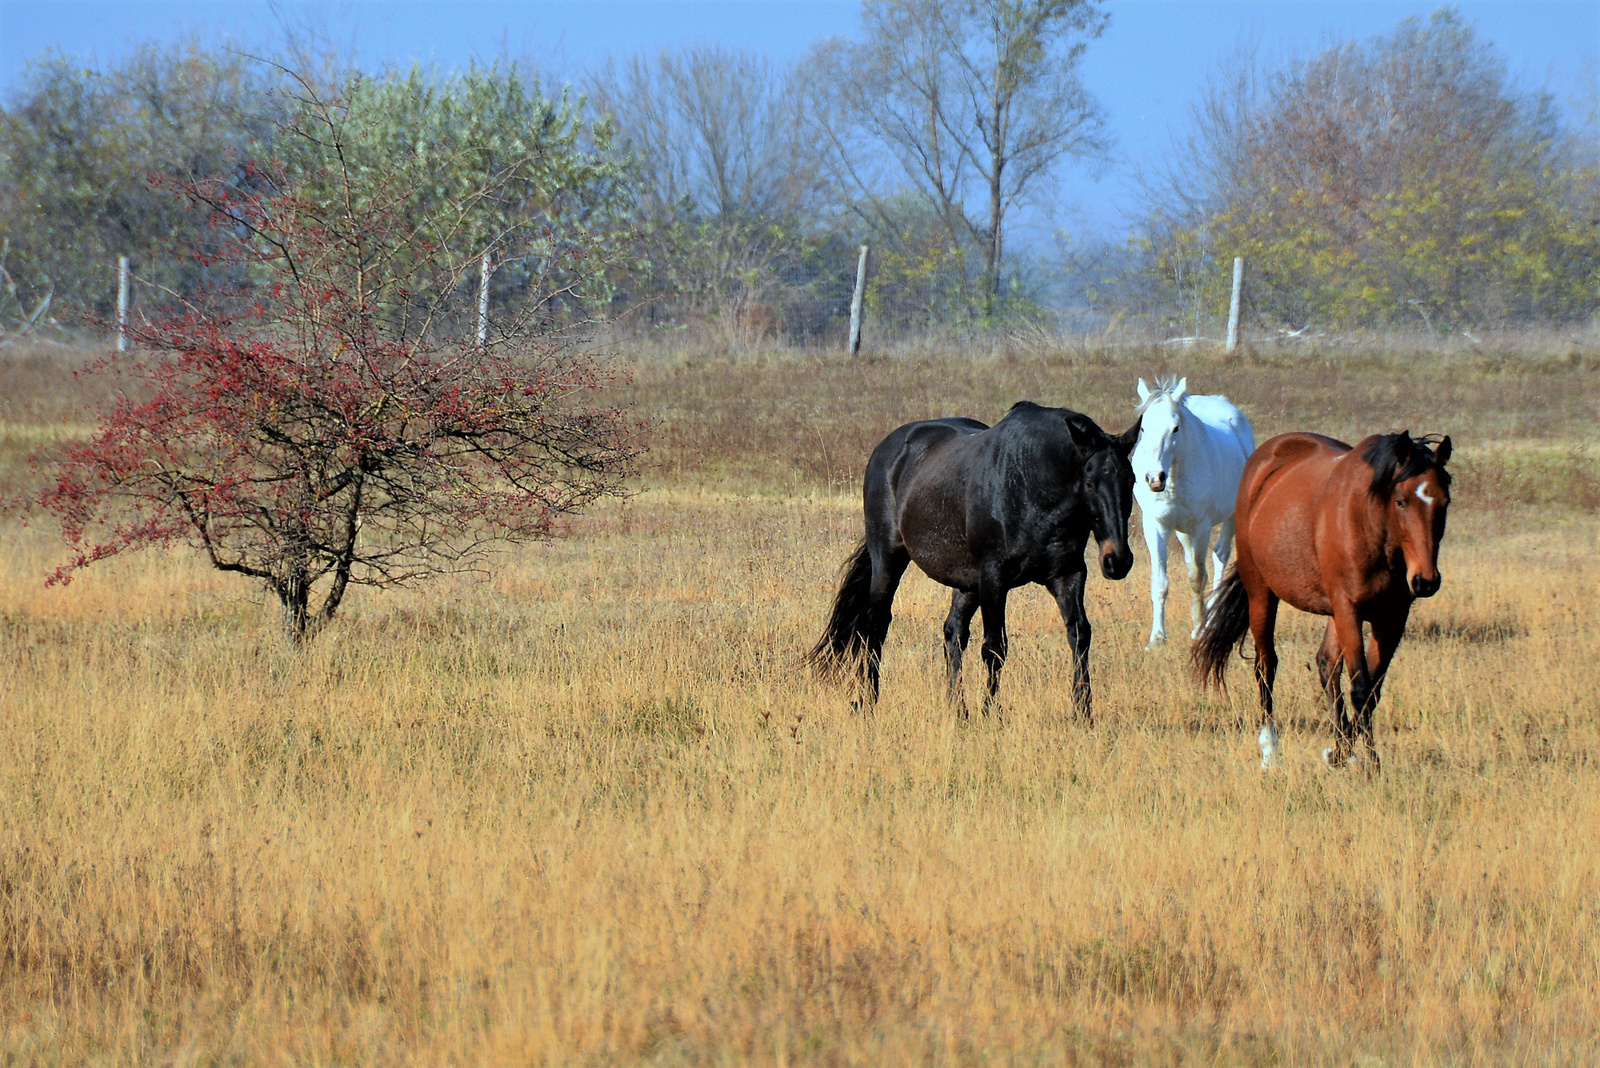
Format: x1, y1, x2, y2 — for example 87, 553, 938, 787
1191, 567, 1251, 690
806, 540, 876, 679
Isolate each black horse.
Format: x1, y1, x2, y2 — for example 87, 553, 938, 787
808, 401, 1139, 719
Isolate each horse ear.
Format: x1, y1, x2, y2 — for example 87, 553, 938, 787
1136, 378, 1151, 403
1064, 417, 1094, 451
1172, 377, 1188, 402
1065, 416, 1114, 454
1434, 435, 1452, 466
1115, 420, 1142, 456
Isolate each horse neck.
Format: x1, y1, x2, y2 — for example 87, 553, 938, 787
1166, 400, 1207, 485
1343, 476, 1404, 570
1168, 401, 1245, 515
1169, 401, 1192, 471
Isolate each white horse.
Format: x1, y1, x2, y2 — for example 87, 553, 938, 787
1131, 376, 1256, 649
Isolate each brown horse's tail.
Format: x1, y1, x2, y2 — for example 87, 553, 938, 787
1191, 568, 1250, 690
806, 539, 875, 679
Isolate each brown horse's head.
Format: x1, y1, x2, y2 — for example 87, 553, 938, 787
1364, 432, 1453, 597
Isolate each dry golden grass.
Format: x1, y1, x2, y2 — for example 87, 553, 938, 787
2, 338, 1599, 1064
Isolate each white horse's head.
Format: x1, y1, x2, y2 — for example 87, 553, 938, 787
1133, 376, 1188, 493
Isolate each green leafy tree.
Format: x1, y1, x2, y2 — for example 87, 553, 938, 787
275, 63, 634, 334
0, 42, 275, 326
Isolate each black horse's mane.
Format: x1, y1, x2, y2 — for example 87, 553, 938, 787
1003, 401, 1115, 448
1361, 433, 1451, 496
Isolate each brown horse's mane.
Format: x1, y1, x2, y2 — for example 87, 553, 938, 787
1360, 433, 1451, 497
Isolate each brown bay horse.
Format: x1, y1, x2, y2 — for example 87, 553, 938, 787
1192, 431, 1453, 769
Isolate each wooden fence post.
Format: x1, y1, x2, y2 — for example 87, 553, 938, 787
1225, 256, 1243, 354
117, 255, 130, 352
477, 252, 493, 350
848, 244, 869, 356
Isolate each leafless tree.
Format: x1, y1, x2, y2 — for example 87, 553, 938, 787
590, 47, 830, 340
591, 45, 818, 224
802, 0, 1108, 312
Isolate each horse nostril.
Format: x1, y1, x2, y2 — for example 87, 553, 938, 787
1411, 574, 1441, 598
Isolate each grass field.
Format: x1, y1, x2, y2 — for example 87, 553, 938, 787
3, 337, 1599, 1064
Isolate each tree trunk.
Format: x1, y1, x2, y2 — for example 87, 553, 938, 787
279, 571, 311, 647
985, 196, 1003, 317
984, 74, 1006, 320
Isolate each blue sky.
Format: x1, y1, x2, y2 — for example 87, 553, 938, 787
2, 1, 1595, 239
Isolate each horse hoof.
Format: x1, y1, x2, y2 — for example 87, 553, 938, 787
1145, 636, 1166, 651
1258, 724, 1280, 769
1322, 746, 1346, 769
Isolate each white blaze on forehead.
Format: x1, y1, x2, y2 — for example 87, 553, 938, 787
1416, 484, 1435, 506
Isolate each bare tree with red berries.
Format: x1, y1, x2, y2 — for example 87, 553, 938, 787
39, 69, 638, 644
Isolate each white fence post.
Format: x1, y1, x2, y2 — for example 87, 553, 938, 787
1226, 256, 1244, 354
848, 244, 869, 356
476, 252, 493, 350
117, 255, 131, 352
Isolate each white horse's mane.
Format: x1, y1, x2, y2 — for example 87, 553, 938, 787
1133, 374, 1186, 415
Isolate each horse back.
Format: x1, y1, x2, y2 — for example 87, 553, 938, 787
867, 403, 1098, 590
867, 418, 989, 496
1185, 393, 1255, 447
862, 417, 988, 553
1235, 433, 1351, 614
1167, 393, 1257, 520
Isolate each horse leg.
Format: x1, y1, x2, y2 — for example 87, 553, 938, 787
1209, 516, 1236, 613
1175, 525, 1212, 640
1325, 602, 1372, 770
1142, 512, 1170, 649
977, 584, 1010, 716
1316, 621, 1351, 745
1047, 567, 1093, 723
943, 589, 980, 717
1246, 587, 1281, 764
1356, 610, 1411, 771
858, 547, 910, 709
1247, 589, 1279, 716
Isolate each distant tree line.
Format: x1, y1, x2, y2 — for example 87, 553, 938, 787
2, 4, 1596, 344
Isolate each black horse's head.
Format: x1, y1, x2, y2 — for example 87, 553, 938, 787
1067, 415, 1139, 580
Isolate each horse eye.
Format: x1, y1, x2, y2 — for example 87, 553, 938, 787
1396, 497, 1408, 508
